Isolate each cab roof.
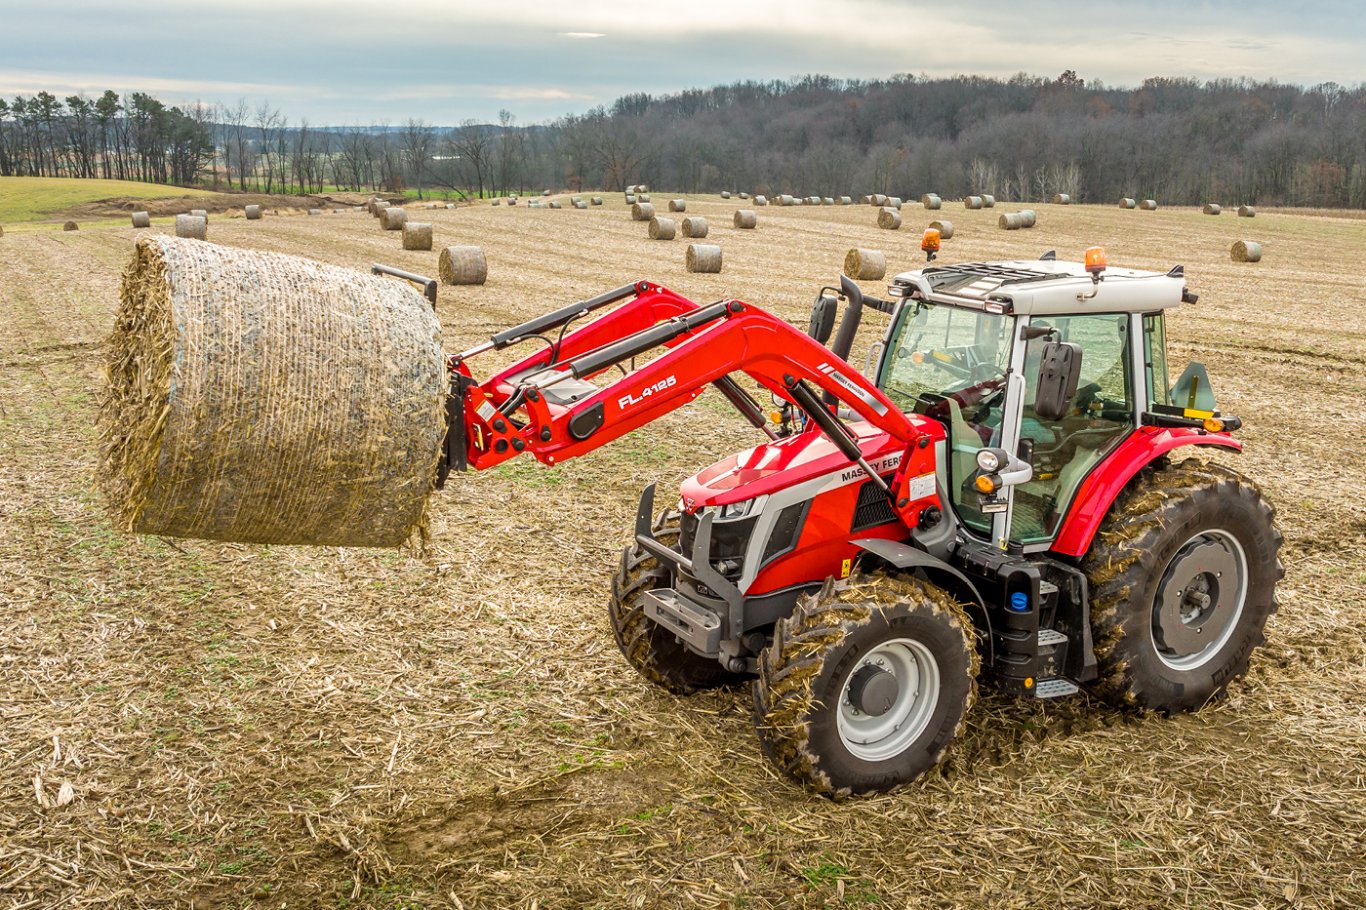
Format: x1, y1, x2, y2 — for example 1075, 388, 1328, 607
889, 257, 1190, 316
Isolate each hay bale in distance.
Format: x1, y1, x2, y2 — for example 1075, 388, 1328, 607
100, 235, 444, 547
822, 197, 834, 205
999, 213, 1023, 230
965, 195, 983, 210
573, 200, 588, 209
681, 216, 709, 238
492, 198, 502, 206
63, 220, 79, 231
721, 191, 732, 199
402, 222, 433, 251
668, 199, 686, 212
887, 196, 902, 209
189, 209, 207, 218
733, 209, 757, 229
1232, 240, 1262, 262
548, 201, 563, 209
1140, 199, 1158, 210
838, 196, 852, 205
308, 208, 321, 216
843, 248, 887, 281
1053, 194, 1071, 205
779, 194, 796, 206
870, 194, 887, 206
382, 207, 408, 230
631, 202, 655, 222
1018, 209, 1037, 228
686, 243, 722, 273
1238, 205, 1256, 218
1119, 197, 1136, 209
929, 219, 954, 239
753, 195, 768, 206
981, 195, 996, 207
175, 214, 206, 239
921, 194, 942, 209
1203, 203, 1222, 215
438, 246, 488, 285
739, 192, 750, 200
648, 216, 676, 240
625, 194, 636, 205
591, 196, 603, 205
245, 204, 263, 220
877, 207, 902, 230
132, 211, 151, 228
637, 193, 651, 203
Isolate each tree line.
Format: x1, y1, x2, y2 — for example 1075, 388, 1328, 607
3, 72, 1364, 208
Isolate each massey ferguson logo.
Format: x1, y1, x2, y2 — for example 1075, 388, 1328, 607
840, 452, 903, 484
817, 363, 889, 416
618, 374, 677, 409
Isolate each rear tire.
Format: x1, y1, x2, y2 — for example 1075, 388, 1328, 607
608, 511, 742, 695
752, 573, 977, 797
1083, 459, 1283, 712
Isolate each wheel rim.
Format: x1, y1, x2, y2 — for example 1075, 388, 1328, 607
836, 638, 940, 762
1151, 529, 1248, 671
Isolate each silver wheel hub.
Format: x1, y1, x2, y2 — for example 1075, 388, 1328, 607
836, 638, 940, 762
1152, 530, 1248, 671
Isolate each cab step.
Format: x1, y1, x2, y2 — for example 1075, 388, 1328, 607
1034, 677, 1080, 699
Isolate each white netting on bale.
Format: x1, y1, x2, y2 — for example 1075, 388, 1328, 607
100, 235, 445, 547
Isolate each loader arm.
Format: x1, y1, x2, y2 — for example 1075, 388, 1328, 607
446, 281, 938, 524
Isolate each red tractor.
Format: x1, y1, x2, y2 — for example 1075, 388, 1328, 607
430, 249, 1282, 795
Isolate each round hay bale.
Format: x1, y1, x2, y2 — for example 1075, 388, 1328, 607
371, 202, 389, 218
859, 195, 871, 205
1140, 199, 1158, 210
753, 195, 768, 206
132, 211, 151, 228
492, 198, 502, 206
245, 204, 263, 220
721, 191, 732, 199
637, 184, 649, 193
1119, 197, 1136, 209
1203, 203, 1222, 215
591, 196, 603, 205
445, 203, 455, 209
189, 209, 207, 218
887, 196, 902, 209
964, 195, 983, 209
548, 201, 563, 209
877, 207, 902, 230
981, 195, 996, 208
1237, 205, 1256, 218
871, 194, 888, 206
739, 192, 750, 200
308, 208, 321, 216
843, 248, 887, 281
402, 222, 433, 251
838, 196, 852, 205
681, 216, 709, 238
507, 198, 518, 206
631, 202, 655, 222
64, 220, 79, 231
779, 194, 796, 206
648, 216, 676, 240
571, 195, 583, 204
1018, 209, 1037, 228
733, 209, 757, 229
1232, 240, 1262, 262
822, 197, 834, 206
382, 207, 408, 230
921, 194, 942, 210
438, 245, 488, 285
1053, 194, 1071, 205
573, 200, 588, 209
637, 193, 651, 203
625, 194, 637, 205
929, 219, 954, 239
175, 214, 206, 240
668, 199, 686, 213
100, 235, 444, 547
542, 189, 551, 196
686, 243, 722, 273
807, 196, 821, 206
999, 212, 1023, 231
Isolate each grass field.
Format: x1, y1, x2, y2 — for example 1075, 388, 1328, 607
0, 176, 220, 223
1, 194, 1363, 909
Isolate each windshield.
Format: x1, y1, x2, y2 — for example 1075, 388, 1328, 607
879, 300, 1015, 534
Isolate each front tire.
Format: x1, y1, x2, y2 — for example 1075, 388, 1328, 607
752, 573, 977, 797
608, 511, 742, 695
1084, 459, 1283, 712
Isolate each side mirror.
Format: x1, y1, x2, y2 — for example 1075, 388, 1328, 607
808, 294, 837, 345
1034, 341, 1083, 421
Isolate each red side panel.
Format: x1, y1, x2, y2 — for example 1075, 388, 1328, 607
1050, 426, 1242, 558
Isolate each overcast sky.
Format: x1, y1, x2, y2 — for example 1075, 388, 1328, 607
3, 0, 1361, 124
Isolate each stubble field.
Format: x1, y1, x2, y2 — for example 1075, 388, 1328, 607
1, 191, 1364, 909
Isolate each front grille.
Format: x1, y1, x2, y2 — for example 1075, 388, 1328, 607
679, 511, 757, 562
851, 477, 898, 532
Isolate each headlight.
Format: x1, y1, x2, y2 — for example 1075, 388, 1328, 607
975, 448, 1006, 473
698, 496, 767, 521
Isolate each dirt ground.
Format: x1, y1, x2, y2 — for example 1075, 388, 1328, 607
1, 195, 1363, 909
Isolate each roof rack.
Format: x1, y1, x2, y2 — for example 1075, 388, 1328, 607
922, 261, 1060, 286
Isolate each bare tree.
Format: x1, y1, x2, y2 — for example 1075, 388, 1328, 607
448, 119, 493, 198
402, 118, 435, 199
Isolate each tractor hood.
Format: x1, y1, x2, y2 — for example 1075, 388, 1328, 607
678, 418, 942, 512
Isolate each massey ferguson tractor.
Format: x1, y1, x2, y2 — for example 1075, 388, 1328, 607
420, 247, 1282, 796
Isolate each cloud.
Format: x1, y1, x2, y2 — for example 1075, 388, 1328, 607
563, 32, 606, 39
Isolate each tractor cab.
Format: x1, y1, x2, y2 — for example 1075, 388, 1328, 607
874, 252, 1222, 554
